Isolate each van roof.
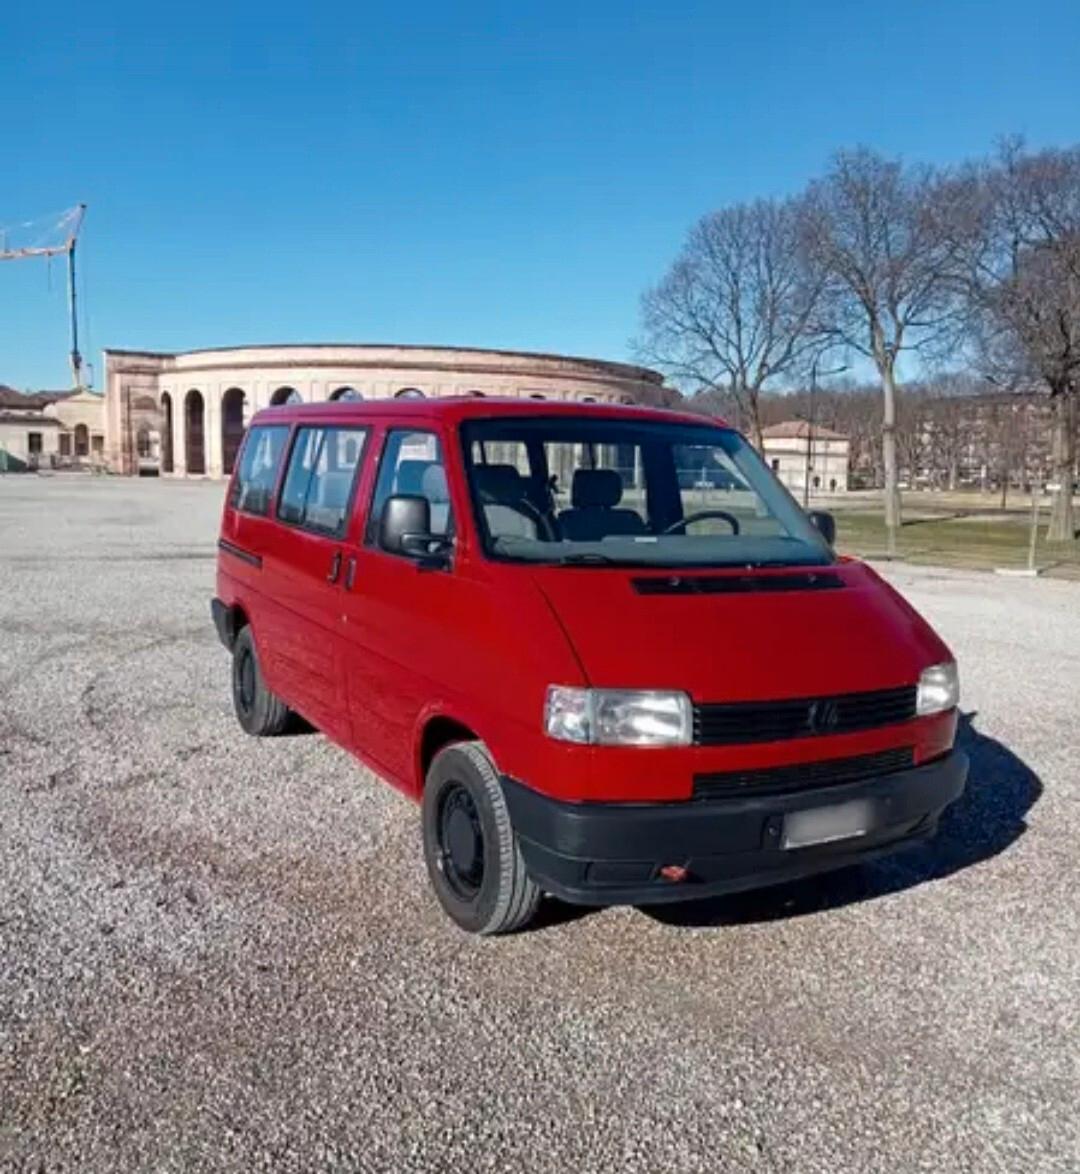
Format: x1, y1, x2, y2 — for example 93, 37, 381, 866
251, 395, 728, 430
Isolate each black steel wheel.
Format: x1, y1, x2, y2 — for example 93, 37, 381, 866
422, 741, 541, 935
231, 626, 291, 736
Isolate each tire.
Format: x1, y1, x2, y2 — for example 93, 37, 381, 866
231, 625, 292, 736
422, 741, 542, 935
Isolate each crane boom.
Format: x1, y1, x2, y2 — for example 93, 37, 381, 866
0, 204, 88, 388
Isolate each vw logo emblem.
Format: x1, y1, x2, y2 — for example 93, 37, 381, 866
810, 699, 840, 732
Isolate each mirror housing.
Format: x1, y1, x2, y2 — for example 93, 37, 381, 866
379, 495, 450, 563
808, 509, 836, 546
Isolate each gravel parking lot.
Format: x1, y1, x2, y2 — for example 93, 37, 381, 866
1, 474, 1078, 1172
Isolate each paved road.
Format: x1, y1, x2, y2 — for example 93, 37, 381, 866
1, 476, 1077, 1172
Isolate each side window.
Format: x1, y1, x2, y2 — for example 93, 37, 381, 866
277, 426, 368, 536
367, 430, 453, 547
231, 425, 290, 516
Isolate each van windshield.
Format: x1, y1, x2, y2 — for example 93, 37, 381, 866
461, 417, 834, 568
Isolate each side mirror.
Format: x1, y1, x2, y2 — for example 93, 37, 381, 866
808, 509, 836, 546
379, 494, 450, 563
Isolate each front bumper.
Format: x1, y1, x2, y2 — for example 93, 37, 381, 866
502, 750, 968, 906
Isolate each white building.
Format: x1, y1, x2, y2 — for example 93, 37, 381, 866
761, 420, 850, 497
103, 343, 670, 477
0, 387, 106, 471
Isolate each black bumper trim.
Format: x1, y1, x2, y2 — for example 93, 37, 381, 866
211, 598, 236, 650
501, 750, 968, 907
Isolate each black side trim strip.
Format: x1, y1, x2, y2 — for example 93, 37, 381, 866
218, 538, 262, 568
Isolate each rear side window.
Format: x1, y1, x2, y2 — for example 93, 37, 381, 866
277, 426, 368, 536
366, 430, 453, 546
231, 425, 290, 516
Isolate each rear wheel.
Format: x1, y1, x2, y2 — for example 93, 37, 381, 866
231, 626, 291, 736
422, 741, 541, 935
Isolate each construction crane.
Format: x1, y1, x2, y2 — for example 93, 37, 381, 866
0, 204, 88, 390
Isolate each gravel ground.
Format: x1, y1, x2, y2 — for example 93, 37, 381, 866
1, 474, 1078, 1173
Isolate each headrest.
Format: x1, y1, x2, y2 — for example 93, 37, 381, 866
396, 460, 434, 496
473, 463, 526, 502
571, 468, 623, 509
421, 464, 449, 503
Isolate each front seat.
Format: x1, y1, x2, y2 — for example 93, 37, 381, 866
472, 464, 538, 540
558, 469, 647, 541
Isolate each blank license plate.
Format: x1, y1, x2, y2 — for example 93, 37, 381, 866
782, 799, 874, 850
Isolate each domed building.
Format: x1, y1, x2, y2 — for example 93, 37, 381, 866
102, 343, 671, 477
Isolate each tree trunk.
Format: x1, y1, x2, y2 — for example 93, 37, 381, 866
744, 384, 765, 452
1047, 391, 1077, 542
880, 363, 903, 556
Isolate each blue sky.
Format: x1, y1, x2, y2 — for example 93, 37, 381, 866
2, 0, 1078, 390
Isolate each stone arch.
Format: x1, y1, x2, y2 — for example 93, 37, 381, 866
395, 387, 425, 399
160, 392, 174, 473
329, 386, 362, 401
185, 389, 206, 475
221, 387, 247, 475
270, 386, 301, 406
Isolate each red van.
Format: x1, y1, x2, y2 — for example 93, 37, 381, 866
213, 398, 967, 934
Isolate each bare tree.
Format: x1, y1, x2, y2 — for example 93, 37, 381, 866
637, 198, 826, 449
800, 149, 968, 553
955, 142, 1080, 541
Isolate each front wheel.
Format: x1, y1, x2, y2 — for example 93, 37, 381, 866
422, 742, 541, 935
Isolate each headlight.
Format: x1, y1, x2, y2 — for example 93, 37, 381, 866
916, 662, 959, 716
544, 687, 693, 746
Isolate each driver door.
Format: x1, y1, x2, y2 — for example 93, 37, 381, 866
339, 427, 459, 782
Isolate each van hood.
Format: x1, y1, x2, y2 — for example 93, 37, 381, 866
530, 561, 951, 702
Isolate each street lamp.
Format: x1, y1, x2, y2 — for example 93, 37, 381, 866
802, 356, 849, 508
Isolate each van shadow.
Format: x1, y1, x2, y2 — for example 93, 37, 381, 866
634, 712, 1041, 930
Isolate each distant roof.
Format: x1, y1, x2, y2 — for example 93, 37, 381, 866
0, 386, 75, 410
761, 420, 848, 441
0, 408, 62, 425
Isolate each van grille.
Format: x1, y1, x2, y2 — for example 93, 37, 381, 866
693, 746, 915, 800
693, 685, 917, 745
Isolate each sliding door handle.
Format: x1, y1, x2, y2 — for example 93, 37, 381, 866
327, 551, 342, 583
344, 556, 357, 591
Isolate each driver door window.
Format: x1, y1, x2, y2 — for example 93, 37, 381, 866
367, 430, 453, 549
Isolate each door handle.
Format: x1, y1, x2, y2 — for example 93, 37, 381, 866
344, 556, 357, 591
327, 550, 342, 583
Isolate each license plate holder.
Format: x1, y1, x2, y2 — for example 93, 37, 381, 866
782, 799, 874, 850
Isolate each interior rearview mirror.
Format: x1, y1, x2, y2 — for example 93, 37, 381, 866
808, 509, 836, 546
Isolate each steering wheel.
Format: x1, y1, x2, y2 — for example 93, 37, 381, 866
661, 510, 741, 536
